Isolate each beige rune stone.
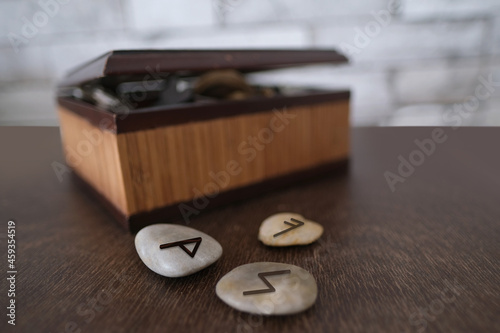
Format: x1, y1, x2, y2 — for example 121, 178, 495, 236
216, 262, 318, 315
258, 212, 323, 247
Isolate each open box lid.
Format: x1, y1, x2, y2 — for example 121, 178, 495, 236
59, 49, 348, 88
57, 49, 350, 133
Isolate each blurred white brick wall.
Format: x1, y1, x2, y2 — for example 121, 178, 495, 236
0, 0, 499, 126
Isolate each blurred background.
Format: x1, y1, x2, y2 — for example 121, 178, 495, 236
0, 0, 499, 126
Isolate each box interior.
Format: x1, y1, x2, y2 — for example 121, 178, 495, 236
58, 69, 338, 115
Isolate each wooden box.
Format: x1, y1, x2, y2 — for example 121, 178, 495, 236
57, 50, 350, 232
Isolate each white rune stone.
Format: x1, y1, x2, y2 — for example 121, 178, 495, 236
135, 224, 222, 278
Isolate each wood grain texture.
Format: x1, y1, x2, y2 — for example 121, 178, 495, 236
0, 127, 499, 333
117, 100, 349, 215
58, 107, 129, 213
59, 100, 349, 217
57, 90, 350, 133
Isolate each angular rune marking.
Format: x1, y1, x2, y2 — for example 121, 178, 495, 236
273, 218, 305, 238
159, 237, 202, 258
242, 270, 291, 296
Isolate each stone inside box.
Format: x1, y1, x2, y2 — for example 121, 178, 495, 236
59, 68, 334, 114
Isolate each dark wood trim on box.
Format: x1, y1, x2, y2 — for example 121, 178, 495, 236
72, 159, 349, 233
59, 49, 348, 88
60, 51, 113, 88
58, 97, 118, 132
58, 90, 350, 134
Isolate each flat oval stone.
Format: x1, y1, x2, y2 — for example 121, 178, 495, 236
216, 262, 317, 315
135, 224, 222, 278
258, 212, 323, 247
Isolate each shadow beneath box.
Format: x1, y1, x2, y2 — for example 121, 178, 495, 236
69, 159, 350, 233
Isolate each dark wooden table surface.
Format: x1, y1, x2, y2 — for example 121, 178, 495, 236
1, 127, 499, 333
